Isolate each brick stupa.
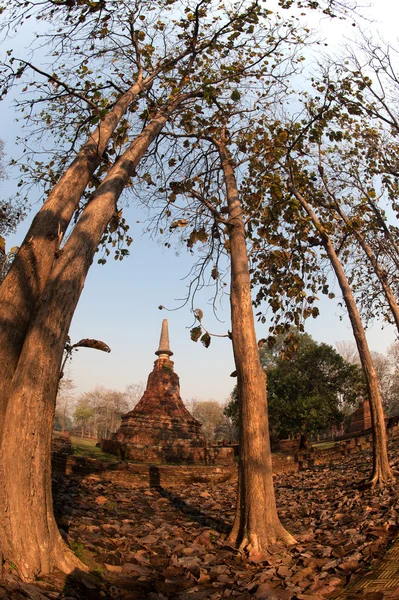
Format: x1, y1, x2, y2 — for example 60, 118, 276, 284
101, 320, 233, 464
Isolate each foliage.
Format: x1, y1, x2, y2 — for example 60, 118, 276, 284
73, 386, 129, 438
124, 381, 145, 410
226, 333, 364, 440
73, 402, 94, 436
336, 340, 399, 417
187, 398, 237, 442
55, 377, 76, 431
0, 243, 18, 285
0, 139, 24, 283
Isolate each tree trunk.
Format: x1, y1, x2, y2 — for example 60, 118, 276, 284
217, 140, 295, 558
331, 201, 399, 333
290, 179, 394, 486
299, 432, 309, 450
0, 79, 147, 419
0, 106, 175, 580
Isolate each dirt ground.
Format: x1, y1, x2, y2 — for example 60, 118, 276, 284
1, 436, 399, 600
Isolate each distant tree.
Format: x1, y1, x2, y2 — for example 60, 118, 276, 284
55, 377, 76, 432
73, 401, 94, 438
226, 334, 364, 448
124, 381, 146, 410
266, 335, 364, 448
336, 341, 398, 416
336, 341, 360, 365
187, 399, 236, 442
74, 387, 129, 439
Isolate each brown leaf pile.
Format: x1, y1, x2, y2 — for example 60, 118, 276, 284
2, 435, 399, 599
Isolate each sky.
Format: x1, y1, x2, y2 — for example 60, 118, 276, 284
1, 0, 399, 405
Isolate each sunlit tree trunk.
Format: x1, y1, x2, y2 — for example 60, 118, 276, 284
290, 178, 394, 486
0, 79, 148, 420
0, 107, 175, 580
217, 140, 295, 557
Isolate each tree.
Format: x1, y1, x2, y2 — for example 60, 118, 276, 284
159, 127, 299, 553
299, 39, 399, 333
226, 334, 364, 448
55, 377, 76, 432
73, 401, 94, 439
267, 335, 363, 447
0, 0, 292, 577
147, 0, 359, 554
73, 387, 129, 438
187, 399, 236, 442
338, 341, 399, 417
124, 381, 146, 410
233, 92, 395, 485
285, 163, 394, 485
0, 139, 24, 283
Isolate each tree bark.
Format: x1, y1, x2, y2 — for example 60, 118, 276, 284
0, 78, 147, 419
0, 105, 176, 580
216, 140, 295, 558
289, 178, 394, 486
332, 203, 399, 334
299, 432, 310, 450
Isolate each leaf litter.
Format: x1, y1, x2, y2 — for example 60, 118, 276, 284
3, 434, 399, 599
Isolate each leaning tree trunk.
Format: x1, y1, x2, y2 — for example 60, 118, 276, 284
0, 78, 148, 419
332, 203, 399, 334
217, 140, 295, 558
0, 106, 175, 580
290, 179, 394, 486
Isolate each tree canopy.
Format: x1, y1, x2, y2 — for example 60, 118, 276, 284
226, 333, 365, 444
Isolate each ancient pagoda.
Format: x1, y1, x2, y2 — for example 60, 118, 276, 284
101, 320, 232, 464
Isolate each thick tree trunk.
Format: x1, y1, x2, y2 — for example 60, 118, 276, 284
217, 141, 294, 558
0, 79, 147, 418
0, 108, 172, 580
290, 181, 394, 486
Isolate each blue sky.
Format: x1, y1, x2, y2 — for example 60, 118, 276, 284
2, 0, 399, 404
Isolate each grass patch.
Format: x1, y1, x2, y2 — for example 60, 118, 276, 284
70, 436, 117, 461
312, 441, 336, 451
69, 540, 105, 573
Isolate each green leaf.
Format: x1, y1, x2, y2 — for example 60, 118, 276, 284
230, 89, 241, 102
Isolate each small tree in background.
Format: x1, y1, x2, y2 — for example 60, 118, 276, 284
124, 382, 146, 411
73, 387, 129, 439
186, 399, 237, 442
226, 334, 364, 448
55, 378, 76, 432
73, 402, 94, 438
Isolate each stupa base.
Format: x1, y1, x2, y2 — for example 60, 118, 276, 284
100, 439, 234, 465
